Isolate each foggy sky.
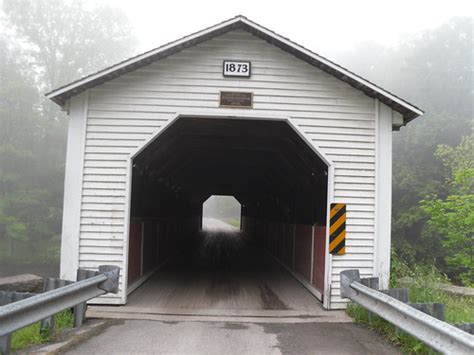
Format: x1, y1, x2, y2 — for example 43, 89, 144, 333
104, 0, 473, 58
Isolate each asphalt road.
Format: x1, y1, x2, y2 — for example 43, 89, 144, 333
202, 217, 239, 231
66, 319, 399, 354
67, 225, 399, 354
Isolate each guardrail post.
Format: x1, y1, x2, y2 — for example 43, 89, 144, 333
0, 291, 11, 355
73, 269, 86, 328
410, 303, 445, 321
340, 269, 474, 353
456, 323, 474, 335
40, 278, 56, 337
0, 333, 11, 355
433, 303, 445, 321
382, 288, 409, 335
74, 269, 97, 328
361, 277, 379, 324
0, 264, 120, 354
40, 278, 73, 336
382, 289, 409, 303
73, 265, 120, 327
361, 277, 379, 290
0, 291, 37, 355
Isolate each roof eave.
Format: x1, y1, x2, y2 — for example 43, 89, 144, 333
46, 15, 423, 122
237, 17, 423, 122
45, 15, 246, 105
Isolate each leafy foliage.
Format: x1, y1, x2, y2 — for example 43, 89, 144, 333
0, 0, 472, 287
391, 252, 474, 324
3, 0, 136, 90
347, 304, 436, 354
421, 133, 474, 286
348, 254, 474, 353
0, 0, 136, 274
11, 309, 74, 351
334, 17, 473, 275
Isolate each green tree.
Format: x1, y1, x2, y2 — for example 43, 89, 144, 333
0, 37, 43, 260
421, 133, 474, 286
0, 0, 136, 273
334, 17, 473, 269
3, 0, 135, 90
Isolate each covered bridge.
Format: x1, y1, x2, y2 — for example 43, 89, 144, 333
47, 15, 422, 309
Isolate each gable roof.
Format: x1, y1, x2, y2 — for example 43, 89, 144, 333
46, 15, 423, 124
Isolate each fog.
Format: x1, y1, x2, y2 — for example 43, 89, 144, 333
103, 0, 472, 57
0, 0, 471, 280
202, 196, 241, 230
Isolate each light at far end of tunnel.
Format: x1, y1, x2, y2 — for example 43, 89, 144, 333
202, 195, 241, 231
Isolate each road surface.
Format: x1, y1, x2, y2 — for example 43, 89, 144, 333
67, 226, 398, 354
66, 320, 398, 354
202, 217, 239, 231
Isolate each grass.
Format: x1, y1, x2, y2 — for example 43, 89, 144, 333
346, 254, 474, 354
406, 275, 474, 325
346, 304, 436, 354
226, 218, 241, 228
11, 309, 74, 351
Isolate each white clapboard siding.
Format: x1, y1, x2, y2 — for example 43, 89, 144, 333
346, 239, 374, 247
80, 233, 124, 241
82, 182, 127, 190
93, 87, 367, 101
80, 239, 124, 247
78, 29, 377, 307
91, 94, 373, 109
89, 101, 375, 115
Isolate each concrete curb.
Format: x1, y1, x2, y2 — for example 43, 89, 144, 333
86, 309, 352, 324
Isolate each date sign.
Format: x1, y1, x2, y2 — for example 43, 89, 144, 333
219, 92, 253, 108
223, 60, 251, 77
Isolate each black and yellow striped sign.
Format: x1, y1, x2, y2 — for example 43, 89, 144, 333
329, 203, 346, 255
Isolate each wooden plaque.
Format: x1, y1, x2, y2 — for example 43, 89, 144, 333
219, 91, 253, 108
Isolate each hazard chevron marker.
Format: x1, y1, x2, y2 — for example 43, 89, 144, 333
329, 203, 346, 255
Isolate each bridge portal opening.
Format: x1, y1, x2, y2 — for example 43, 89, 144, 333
202, 195, 241, 230
127, 116, 328, 310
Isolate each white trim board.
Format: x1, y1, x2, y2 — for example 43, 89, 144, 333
59, 91, 88, 281
323, 164, 335, 309
375, 101, 393, 289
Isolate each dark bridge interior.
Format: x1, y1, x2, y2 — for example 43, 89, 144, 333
127, 117, 329, 303
132, 117, 327, 223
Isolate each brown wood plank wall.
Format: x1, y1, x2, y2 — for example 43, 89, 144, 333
242, 216, 326, 297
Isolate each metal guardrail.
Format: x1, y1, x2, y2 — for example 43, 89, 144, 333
0, 265, 119, 354
340, 270, 474, 354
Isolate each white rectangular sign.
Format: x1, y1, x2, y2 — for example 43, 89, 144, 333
223, 60, 251, 77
